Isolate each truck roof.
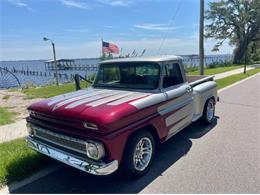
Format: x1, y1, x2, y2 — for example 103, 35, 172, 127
100, 55, 182, 64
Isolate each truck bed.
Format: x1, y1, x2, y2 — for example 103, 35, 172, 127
187, 75, 214, 87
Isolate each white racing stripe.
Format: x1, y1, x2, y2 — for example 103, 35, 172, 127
52, 90, 112, 110
107, 93, 148, 106
48, 88, 96, 106
130, 93, 167, 109
65, 90, 121, 109
86, 92, 134, 107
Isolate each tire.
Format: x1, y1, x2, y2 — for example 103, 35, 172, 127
121, 130, 155, 178
201, 98, 215, 124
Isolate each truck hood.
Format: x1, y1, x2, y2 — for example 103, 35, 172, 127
28, 87, 154, 130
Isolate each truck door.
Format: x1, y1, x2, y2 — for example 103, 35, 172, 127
159, 62, 194, 138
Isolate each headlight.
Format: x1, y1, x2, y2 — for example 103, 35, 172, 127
86, 142, 105, 160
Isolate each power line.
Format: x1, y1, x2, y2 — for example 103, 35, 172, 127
158, 0, 182, 53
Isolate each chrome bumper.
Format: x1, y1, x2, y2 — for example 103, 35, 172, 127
26, 136, 118, 175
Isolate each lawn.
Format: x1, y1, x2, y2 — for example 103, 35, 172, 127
0, 107, 16, 126
0, 138, 54, 188
216, 68, 260, 89
22, 82, 90, 99
188, 65, 243, 75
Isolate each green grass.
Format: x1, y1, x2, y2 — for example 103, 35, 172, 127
0, 139, 54, 187
0, 107, 17, 126
2, 95, 10, 100
188, 65, 243, 75
22, 82, 90, 99
216, 68, 260, 89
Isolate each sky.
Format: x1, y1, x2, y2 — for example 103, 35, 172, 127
0, 0, 233, 61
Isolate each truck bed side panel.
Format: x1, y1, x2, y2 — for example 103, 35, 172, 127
192, 81, 217, 121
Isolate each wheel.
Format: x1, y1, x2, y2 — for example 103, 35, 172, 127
121, 130, 155, 177
201, 98, 215, 124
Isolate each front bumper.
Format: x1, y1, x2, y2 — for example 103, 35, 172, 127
26, 136, 118, 175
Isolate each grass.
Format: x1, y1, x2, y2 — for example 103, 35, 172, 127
0, 107, 17, 126
216, 68, 260, 89
22, 82, 90, 99
2, 95, 10, 100
0, 138, 54, 188
188, 65, 243, 75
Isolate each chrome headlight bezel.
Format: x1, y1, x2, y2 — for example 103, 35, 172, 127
86, 141, 105, 160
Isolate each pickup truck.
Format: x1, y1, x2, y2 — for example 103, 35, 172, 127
26, 55, 218, 177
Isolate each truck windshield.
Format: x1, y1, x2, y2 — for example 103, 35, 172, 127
93, 62, 160, 90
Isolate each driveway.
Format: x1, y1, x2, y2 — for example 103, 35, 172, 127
12, 74, 260, 193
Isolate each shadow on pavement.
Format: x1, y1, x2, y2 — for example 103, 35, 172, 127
12, 118, 218, 194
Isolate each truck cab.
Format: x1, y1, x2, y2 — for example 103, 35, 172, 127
26, 55, 217, 177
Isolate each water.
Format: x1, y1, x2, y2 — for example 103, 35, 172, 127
0, 54, 232, 87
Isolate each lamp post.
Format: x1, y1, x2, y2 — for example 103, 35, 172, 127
43, 37, 59, 86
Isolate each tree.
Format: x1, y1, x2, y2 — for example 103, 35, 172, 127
205, 0, 260, 64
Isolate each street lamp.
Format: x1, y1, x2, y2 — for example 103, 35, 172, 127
43, 37, 59, 86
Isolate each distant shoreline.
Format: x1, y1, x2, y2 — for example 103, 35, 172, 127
0, 54, 232, 62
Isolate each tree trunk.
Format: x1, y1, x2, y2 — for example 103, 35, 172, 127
233, 39, 248, 64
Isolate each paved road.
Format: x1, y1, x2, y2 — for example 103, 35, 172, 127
12, 74, 260, 193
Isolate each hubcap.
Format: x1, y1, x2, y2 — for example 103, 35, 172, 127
133, 137, 153, 171
207, 100, 215, 121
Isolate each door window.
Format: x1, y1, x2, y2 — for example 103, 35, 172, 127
163, 63, 183, 88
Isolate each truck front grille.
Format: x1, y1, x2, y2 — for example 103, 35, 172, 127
32, 125, 87, 155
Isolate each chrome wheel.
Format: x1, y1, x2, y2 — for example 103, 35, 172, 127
133, 137, 153, 172
206, 100, 215, 121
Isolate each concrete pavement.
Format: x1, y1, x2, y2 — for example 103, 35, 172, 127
10, 74, 260, 193
0, 120, 27, 143
214, 64, 258, 80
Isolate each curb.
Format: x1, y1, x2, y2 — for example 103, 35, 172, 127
0, 119, 27, 144
0, 164, 61, 194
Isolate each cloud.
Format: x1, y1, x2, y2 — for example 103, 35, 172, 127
134, 23, 179, 31
95, 0, 133, 7
7, 0, 32, 11
60, 0, 90, 9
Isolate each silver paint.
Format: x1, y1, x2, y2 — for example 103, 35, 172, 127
86, 92, 134, 107
65, 90, 121, 109
107, 93, 149, 106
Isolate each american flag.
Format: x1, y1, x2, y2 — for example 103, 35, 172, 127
102, 41, 120, 54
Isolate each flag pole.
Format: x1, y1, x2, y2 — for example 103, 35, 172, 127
101, 38, 103, 58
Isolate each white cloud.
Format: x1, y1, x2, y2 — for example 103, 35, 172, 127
7, 0, 32, 11
134, 23, 179, 31
104, 25, 113, 29
60, 0, 90, 9
95, 0, 133, 7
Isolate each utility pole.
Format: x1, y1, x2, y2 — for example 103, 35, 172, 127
199, 0, 204, 75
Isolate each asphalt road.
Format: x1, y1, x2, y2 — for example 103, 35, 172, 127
13, 74, 260, 193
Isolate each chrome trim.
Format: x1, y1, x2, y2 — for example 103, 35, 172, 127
30, 124, 89, 155
26, 136, 118, 175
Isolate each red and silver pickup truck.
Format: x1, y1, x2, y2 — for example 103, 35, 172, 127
26, 55, 218, 177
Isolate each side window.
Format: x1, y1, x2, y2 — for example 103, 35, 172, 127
163, 63, 184, 88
